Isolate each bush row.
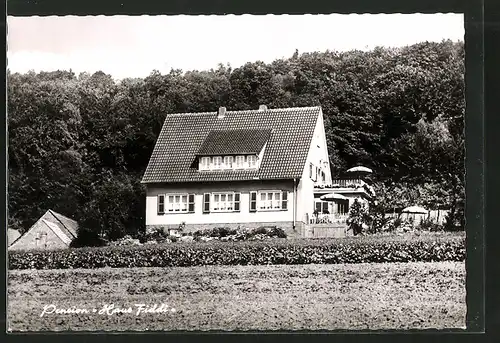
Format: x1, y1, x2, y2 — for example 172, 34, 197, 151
8, 234, 465, 270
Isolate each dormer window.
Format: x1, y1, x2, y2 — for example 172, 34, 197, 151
235, 155, 245, 169
248, 155, 257, 168
197, 128, 272, 172
200, 157, 210, 171
213, 156, 222, 169
223, 156, 233, 169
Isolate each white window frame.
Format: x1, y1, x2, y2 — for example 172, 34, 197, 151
257, 190, 283, 211
200, 156, 211, 171
165, 193, 189, 213
314, 200, 330, 214
212, 156, 222, 170
223, 156, 234, 169
248, 155, 257, 168
235, 155, 246, 169
211, 192, 236, 212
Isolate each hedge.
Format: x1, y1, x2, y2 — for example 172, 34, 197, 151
8, 234, 465, 270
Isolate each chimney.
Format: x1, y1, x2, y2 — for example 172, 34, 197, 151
259, 104, 268, 111
218, 106, 226, 119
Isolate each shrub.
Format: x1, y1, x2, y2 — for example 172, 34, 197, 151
255, 226, 286, 238
70, 228, 107, 248
193, 227, 237, 238
417, 218, 444, 232
109, 235, 142, 247
9, 233, 465, 270
347, 200, 370, 235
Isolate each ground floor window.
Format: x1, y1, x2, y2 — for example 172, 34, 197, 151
337, 199, 349, 215
212, 192, 235, 212
313, 199, 350, 215
167, 194, 188, 212
314, 200, 330, 214
253, 190, 287, 211
158, 193, 195, 214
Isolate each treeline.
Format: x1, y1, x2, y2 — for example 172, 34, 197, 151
7, 40, 465, 240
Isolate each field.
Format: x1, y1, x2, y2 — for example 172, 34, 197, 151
8, 232, 465, 270
8, 261, 466, 331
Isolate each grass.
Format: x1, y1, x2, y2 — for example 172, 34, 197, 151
8, 261, 465, 331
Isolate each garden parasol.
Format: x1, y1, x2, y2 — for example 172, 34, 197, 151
320, 193, 348, 201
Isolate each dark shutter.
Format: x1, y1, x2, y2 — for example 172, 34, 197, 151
234, 193, 241, 212
281, 191, 288, 210
315, 201, 322, 213
158, 195, 165, 214
322, 202, 329, 213
188, 194, 195, 213
249, 191, 257, 212
203, 193, 210, 213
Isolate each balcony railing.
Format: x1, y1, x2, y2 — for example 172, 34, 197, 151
308, 213, 349, 224
315, 178, 366, 188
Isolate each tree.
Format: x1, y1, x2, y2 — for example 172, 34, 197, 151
347, 199, 370, 235
7, 41, 465, 242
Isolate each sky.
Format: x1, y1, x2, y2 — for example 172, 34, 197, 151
7, 14, 464, 80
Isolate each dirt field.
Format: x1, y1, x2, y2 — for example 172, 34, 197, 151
7, 262, 466, 331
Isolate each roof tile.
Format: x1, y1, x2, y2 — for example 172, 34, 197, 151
142, 106, 321, 183
197, 129, 272, 156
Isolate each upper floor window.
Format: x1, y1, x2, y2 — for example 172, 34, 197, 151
213, 156, 222, 169
199, 154, 262, 171
223, 156, 233, 169
248, 155, 257, 168
235, 155, 246, 169
200, 157, 210, 171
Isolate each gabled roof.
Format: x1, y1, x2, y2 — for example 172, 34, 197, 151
46, 210, 78, 239
142, 106, 321, 183
197, 129, 272, 156
8, 210, 79, 251
8, 229, 21, 246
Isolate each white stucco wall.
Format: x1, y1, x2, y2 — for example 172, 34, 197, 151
296, 109, 333, 223
146, 180, 295, 226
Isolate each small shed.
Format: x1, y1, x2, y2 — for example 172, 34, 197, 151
8, 229, 21, 247
8, 210, 79, 251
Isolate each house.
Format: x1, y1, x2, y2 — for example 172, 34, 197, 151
8, 210, 79, 251
142, 105, 372, 238
8, 229, 21, 247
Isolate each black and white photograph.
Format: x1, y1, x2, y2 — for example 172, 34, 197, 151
6, 13, 466, 331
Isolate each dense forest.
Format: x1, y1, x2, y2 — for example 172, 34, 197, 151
7, 40, 465, 240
